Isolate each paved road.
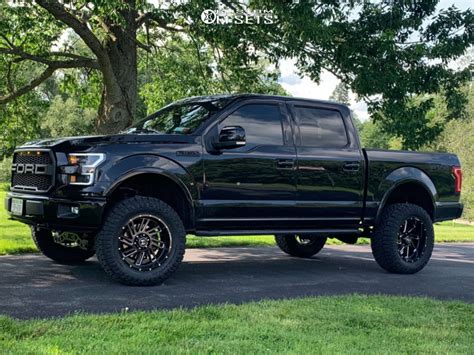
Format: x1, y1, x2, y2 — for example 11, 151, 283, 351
1, 243, 473, 319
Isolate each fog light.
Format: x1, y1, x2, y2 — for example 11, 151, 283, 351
71, 206, 79, 215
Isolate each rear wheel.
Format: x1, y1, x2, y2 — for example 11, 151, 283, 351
371, 203, 434, 274
275, 234, 327, 258
95, 196, 186, 286
32, 228, 95, 264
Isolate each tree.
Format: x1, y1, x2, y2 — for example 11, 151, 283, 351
359, 119, 401, 150
0, 1, 472, 141
41, 96, 96, 137
329, 82, 349, 104
0, 59, 49, 157
0, 91, 46, 158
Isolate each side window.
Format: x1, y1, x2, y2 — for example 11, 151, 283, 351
293, 106, 348, 148
219, 104, 284, 148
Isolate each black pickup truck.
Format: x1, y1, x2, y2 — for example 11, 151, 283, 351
5, 94, 463, 285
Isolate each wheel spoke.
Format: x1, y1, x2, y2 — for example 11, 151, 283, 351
151, 240, 165, 249
138, 218, 151, 233
127, 222, 136, 238
149, 250, 156, 261
399, 245, 406, 256
402, 220, 408, 233
122, 232, 134, 242
135, 251, 146, 266
123, 248, 138, 258
120, 238, 134, 247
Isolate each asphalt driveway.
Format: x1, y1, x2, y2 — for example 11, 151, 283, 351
0, 243, 473, 319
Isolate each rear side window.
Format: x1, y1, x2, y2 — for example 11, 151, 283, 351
219, 104, 284, 147
293, 106, 348, 148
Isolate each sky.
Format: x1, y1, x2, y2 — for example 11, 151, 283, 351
277, 0, 472, 121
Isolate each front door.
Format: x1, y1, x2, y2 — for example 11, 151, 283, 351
197, 100, 298, 231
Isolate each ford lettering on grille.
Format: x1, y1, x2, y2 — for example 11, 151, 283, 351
12, 163, 50, 175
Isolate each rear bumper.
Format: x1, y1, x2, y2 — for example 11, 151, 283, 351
434, 202, 463, 222
5, 192, 106, 232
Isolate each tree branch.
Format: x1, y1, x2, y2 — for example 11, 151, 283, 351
35, 0, 106, 60
96, 16, 117, 42
136, 12, 184, 32
0, 66, 55, 104
0, 46, 99, 69
0, 60, 99, 104
49, 51, 96, 60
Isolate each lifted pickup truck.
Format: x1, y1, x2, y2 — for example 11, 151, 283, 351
6, 94, 463, 285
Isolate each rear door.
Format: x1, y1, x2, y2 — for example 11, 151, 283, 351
288, 101, 365, 229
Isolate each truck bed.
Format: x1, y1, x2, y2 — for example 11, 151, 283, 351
363, 148, 462, 222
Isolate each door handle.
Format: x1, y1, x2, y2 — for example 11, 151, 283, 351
276, 159, 295, 170
343, 162, 360, 172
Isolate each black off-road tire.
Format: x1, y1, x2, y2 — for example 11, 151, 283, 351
371, 203, 434, 274
32, 228, 95, 264
95, 196, 186, 286
275, 235, 327, 258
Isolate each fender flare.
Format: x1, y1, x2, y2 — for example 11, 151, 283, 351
375, 167, 437, 223
101, 154, 198, 204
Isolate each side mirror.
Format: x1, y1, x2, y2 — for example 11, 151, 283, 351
213, 126, 246, 150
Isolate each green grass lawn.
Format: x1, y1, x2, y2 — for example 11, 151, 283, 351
1, 185, 473, 255
0, 295, 473, 353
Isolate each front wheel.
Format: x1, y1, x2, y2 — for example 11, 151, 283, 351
371, 203, 434, 274
95, 196, 186, 286
275, 235, 327, 258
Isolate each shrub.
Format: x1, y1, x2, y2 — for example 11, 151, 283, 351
0, 158, 12, 183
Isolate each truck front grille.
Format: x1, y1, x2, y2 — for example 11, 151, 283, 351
11, 150, 55, 193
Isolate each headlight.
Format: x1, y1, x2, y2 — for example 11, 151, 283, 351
65, 153, 105, 185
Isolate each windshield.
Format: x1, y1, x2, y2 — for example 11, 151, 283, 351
126, 97, 232, 135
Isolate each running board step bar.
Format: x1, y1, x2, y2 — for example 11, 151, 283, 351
195, 229, 362, 237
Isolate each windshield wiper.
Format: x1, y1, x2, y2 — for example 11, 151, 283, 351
124, 127, 164, 134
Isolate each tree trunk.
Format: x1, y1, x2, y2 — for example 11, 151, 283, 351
96, 5, 138, 134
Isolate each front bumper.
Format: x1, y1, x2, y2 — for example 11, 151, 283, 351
5, 192, 107, 231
